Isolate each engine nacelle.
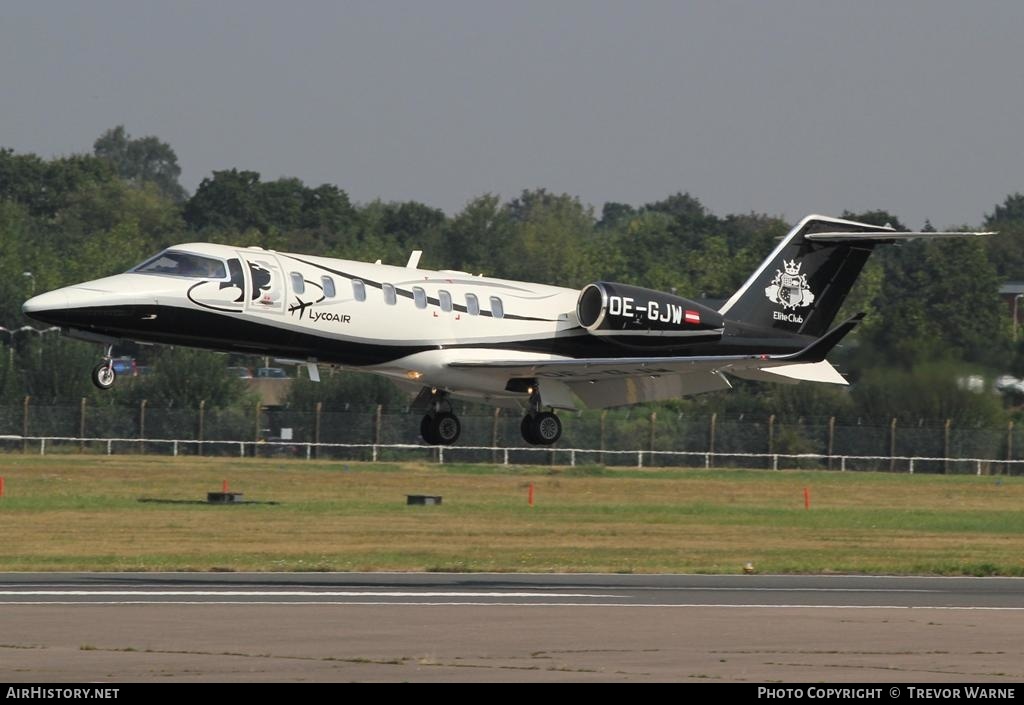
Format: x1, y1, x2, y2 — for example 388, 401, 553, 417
576, 282, 724, 343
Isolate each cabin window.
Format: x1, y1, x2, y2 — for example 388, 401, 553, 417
352, 279, 367, 302
466, 293, 480, 316
383, 283, 397, 305
490, 296, 504, 319
321, 276, 336, 298
413, 286, 427, 309
290, 272, 305, 295
132, 250, 227, 279
439, 290, 452, 312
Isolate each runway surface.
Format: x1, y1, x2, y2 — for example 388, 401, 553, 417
1, 573, 1022, 681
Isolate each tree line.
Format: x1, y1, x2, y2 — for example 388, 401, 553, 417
2, 126, 1024, 428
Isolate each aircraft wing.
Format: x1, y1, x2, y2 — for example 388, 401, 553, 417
446, 314, 862, 408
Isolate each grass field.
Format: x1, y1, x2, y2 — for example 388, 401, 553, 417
0, 455, 1022, 575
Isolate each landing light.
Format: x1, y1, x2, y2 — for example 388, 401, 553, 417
406, 371, 423, 381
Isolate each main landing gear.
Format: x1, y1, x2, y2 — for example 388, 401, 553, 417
91, 346, 116, 390
519, 388, 562, 446
417, 387, 562, 447
520, 411, 562, 445
420, 391, 461, 446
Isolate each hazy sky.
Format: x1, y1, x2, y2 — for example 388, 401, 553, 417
3, 0, 1023, 229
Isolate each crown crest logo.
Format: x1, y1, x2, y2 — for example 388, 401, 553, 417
765, 259, 815, 311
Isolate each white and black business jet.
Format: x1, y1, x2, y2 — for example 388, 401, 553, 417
22, 214, 987, 446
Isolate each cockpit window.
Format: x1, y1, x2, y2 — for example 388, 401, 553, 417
132, 251, 227, 279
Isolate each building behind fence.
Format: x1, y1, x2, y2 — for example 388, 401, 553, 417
0, 398, 1019, 474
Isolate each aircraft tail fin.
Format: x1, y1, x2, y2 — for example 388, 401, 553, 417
717, 215, 990, 337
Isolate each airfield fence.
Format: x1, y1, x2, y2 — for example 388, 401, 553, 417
0, 399, 1022, 474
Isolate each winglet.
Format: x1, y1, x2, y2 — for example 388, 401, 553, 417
777, 312, 865, 363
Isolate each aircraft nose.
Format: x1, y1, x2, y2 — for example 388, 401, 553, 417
22, 289, 69, 324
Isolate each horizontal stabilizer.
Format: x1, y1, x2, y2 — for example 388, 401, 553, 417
778, 313, 864, 364
759, 360, 848, 385
806, 230, 993, 243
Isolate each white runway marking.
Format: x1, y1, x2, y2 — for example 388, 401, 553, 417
2, 601, 1024, 610
0, 590, 611, 598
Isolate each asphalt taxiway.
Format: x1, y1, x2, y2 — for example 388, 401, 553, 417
1, 573, 1021, 681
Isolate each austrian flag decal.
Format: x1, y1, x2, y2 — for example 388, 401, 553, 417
685, 310, 700, 325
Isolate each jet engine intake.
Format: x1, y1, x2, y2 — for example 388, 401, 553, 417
576, 282, 724, 341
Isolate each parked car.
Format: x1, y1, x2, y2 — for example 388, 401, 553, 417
227, 366, 253, 379
110, 357, 137, 377
995, 375, 1020, 392
255, 367, 288, 379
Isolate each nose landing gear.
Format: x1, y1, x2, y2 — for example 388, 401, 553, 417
91, 347, 116, 390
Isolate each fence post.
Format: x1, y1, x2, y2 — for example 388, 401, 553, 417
78, 397, 86, 453
491, 408, 500, 463
827, 416, 835, 470
889, 417, 897, 472
1006, 420, 1015, 476
198, 400, 205, 457
708, 412, 717, 465
648, 411, 657, 454
943, 419, 951, 474
253, 401, 262, 456
767, 414, 775, 469
139, 399, 147, 456
314, 402, 322, 460
599, 410, 607, 465
374, 404, 382, 445
21, 395, 29, 454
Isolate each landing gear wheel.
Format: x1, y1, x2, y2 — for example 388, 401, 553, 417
92, 362, 115, 390
420, 412, 461, 445
420, 414, 439, 445
433, 412, 461, 445
521, 415, 539, 445
533, 411, 562, 445
521, 412, 561, 445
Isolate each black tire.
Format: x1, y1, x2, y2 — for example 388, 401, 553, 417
420, 414, 439, 445
433, 412, 461, 445
533, 411, 562, 445
91, 363, 115, 390
521, 415, 539, 445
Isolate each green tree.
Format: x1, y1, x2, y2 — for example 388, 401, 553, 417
0, 149, 115, 218
983, 193, 1024, 280
184, 169, 266, 233
859, 237, 1009, 367
851, 362, 1004, 427
93, 125, 188, 202
501, 189, 598, 287
285, 370, 406, 411
440, 194, 515, 275
114, 348, 252, 409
